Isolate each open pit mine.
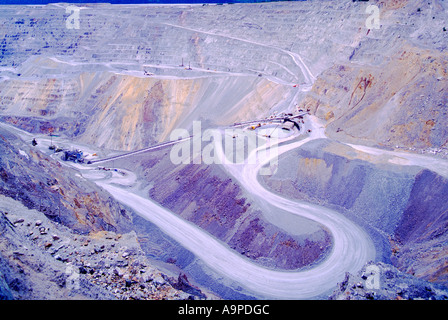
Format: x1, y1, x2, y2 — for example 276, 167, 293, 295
0, 0, 447, 301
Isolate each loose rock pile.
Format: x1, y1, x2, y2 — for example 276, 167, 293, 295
0, 195, 207, 300
329, 261, 448, 300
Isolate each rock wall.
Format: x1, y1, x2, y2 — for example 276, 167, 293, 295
261, 138, 448, 287
303, 46, 448, 156
0, 126, 131, 234
300, 0, 448, 156
261, 139, 417, 234
0, 69, 293, 151
0, 195, 208, 300
1, 1, 446, 155
111, 147, 332, 271
392, 170, 448, 286
329, 261, 448, 300
0, 0, 447, 298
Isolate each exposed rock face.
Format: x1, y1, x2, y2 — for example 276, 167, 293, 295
113, 147, 332, 271
0, 73, 289, 151
302, 0, 448, 157
261, 139, 448, 287
0, 0, 447, 300
329, 262, 448, 300
5, 0, 446, 155
304, 46, 448, 156
392, 170, 448, 286
0, 127, 130, 234
0, 195, 207, 300
261, 139, 417, 233
0, 1, 446, 154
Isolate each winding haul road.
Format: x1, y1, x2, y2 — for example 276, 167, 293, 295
0, 113, 378, 299
86, 27, 374, 299
2, 3, 447, 299
9, 110, 447, 299
91, 116, 376, 299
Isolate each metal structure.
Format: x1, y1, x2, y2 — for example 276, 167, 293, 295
61, 149, 84, 163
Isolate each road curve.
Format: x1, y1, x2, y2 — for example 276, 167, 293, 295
93, 116, 375, 299
1, 115, 376, 298
98, 181, 374, 299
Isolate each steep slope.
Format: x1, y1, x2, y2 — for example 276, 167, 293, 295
261, 138, 448, 287
0, 126, 212, 300
0, 195, 207, 300
0, 60, 294, 151
0, 0, 447, 299
0, 126, 132, 234
329, 261, 448, 300
301, 0, 448, 156
304, 45, 448, 154
107, 146, 332, 271
392, 170, 448, 286
0, 0, 445, 154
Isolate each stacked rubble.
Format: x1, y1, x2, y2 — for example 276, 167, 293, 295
329, 262, 448, 300
0, 195, 208, 300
